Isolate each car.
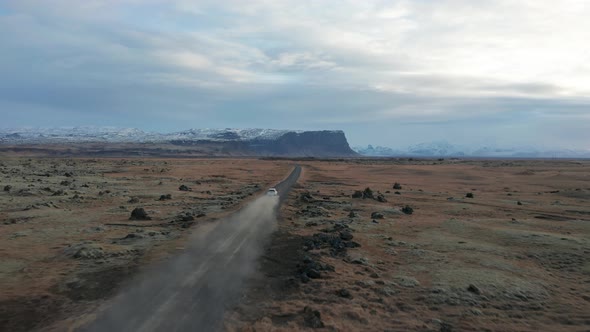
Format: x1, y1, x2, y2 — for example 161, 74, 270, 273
266, 188, 279, 196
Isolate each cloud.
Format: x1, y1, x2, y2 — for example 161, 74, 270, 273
0, 0, 589, 149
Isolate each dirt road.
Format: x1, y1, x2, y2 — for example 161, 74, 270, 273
82, 166, 301, 332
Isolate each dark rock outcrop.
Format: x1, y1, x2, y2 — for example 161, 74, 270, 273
250, 130, 357, 157
129, 208, 151, 220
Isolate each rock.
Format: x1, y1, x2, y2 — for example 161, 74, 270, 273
64, 242, 104, 259
181, 222, 195, 228
302, 307, 324, 328
363, 187, 374, 199
340, 231, 354, 241
3, 185, 11, 192
393, 182, 402, 190
377, 286, 396, 297
299, 256, 334, 280
128, 197, 140, 203
129, 207, 151, 220
301, 274, 310, 283
376, 193, 387, 202
465, 192, 474, 198
300, 192, 314, 203
52, 189, 65, 196
123, 233, 143, 240
304, 233, 360, 256
179, 214, 194, 221
337, 288, 353, 299
467, 284, 481, 294
371, 212, 384, 219
307, 269, 321, 279
10, 231, 29, 239
297, 206, 329, 218
468, 308, 483, 316
401, 205, 414, 215
440, 321, 453, 332
159, 194, 172, 200
355, 279, 375, 288
179, 185, 190, 191
394, 191, 401, 195
350, 257, 369, 265
395, 276, 420, 287
517, 201, 523, 205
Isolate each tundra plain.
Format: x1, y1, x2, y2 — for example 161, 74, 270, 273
1, 157, 589, 331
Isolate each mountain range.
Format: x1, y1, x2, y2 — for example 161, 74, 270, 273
1, 127, 587, 158
353, 141, 590, 158
0, 127, 357, 157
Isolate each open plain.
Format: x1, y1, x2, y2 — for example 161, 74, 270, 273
227, 158, 590, 331
0, 157, 291, 331
1, 157, 589, 331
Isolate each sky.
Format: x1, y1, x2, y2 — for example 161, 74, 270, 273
1, 0, 589, 149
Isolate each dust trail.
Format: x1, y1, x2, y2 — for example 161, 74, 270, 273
83, 196, 279, 332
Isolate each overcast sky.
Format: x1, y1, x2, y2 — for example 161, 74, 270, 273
1, 0, 589, 149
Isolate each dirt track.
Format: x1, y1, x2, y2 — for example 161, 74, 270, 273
82, 166, 300, 331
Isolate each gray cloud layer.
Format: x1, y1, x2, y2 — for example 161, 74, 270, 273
1, 0, 589, 149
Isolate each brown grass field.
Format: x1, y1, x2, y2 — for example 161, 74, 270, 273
1, 157, 589, 331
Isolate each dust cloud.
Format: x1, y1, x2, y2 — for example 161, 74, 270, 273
84, 196, 279, 332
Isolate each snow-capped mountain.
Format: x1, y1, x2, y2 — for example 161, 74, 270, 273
406, 141, 466, 157
351, 145, 401, 157
0, 127, 313, 144
0, 127, 158, 143
0, 127, 358, 157
354, 141, 590, 158
165, 128, 304, 142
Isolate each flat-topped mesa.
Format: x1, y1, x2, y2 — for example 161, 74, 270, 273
169, 129, 357, 157
249, 130, 357, 157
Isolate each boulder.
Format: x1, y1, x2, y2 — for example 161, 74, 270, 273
159, 194, 172, 201
340, 231, 354, 241
401, 205, 414, 215
129, 207, 151, 220
362, 187, 374, 199
467, 284, 481, 294
63, 242, 104, 259
300, 192, 314, 203
302, 307, 325, 328
337, 288, 353, 299
371, 212, 384, 219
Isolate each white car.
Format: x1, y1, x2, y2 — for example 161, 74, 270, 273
266, 188, 279, 196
